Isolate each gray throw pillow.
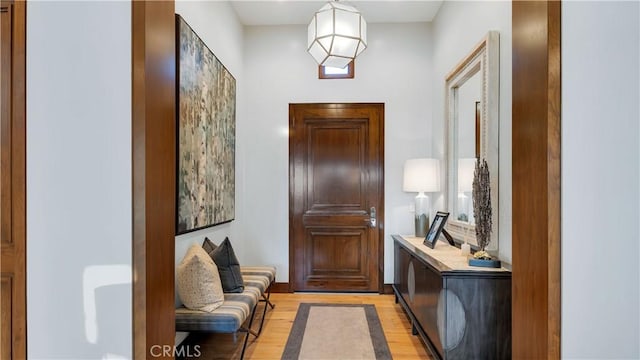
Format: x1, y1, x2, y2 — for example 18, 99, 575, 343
209, 237, 244, 293
202, 237, 217, 254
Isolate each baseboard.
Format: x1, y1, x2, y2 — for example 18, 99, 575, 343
271, 282, 291, 293
270, 282, 394, 294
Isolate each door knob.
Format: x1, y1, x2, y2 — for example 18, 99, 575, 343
368, 206, 377, 228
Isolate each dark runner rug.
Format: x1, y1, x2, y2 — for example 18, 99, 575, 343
281, 303, 393, 360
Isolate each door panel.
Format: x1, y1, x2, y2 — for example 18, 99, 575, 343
290, 103, 384, 292
1, 2, 11, 247
1, 276, 12, 359
308, 229, 363, 273
0, 0, 11, 349
308, 123, 364, 209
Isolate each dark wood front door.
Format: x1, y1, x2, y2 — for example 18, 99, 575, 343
289, 103, 384, 292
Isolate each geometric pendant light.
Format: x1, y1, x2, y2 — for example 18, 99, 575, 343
307, 1, 367, 69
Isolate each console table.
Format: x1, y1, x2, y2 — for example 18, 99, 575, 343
392, 235, 511, 359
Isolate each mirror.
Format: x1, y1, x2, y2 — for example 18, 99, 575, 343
445, 31, 499, 251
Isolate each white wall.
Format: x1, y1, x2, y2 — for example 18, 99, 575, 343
27, 1, 132, 358
174, 1, 245, 301
430, 1, 512, 262
562, 1, 640, 358
242, 23, 433, 283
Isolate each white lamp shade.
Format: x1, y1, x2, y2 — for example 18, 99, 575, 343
403, 158, 440, 193
307, 2, 367, 69
458, 158, 476, 192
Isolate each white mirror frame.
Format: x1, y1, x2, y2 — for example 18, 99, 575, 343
445, 31, 499, 251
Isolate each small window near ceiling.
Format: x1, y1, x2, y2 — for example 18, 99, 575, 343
318, 61, 355, 79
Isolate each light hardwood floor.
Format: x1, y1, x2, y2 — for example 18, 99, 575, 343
179, 293, 432, 359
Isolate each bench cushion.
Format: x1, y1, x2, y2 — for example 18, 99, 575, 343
175, 270, 272, 333
240, 266, 276, 285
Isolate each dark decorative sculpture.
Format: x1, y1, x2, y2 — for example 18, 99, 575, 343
472, 158, 493, 260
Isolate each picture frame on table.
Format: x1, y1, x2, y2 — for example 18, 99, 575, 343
424, 211, 450, 249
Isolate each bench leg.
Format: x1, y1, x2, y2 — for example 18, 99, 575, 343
239, 330, 250, 360
250, 281, 275, 337
239, 300, 259, 360
256, 295, 270, 336
262, 281, 275, 310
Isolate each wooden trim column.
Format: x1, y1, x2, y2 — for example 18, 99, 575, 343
132, 1, 176, 358
0, 1, 26, 358
512, 1, 561, 358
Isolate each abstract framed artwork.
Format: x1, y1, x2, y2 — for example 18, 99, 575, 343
176, 15, 236, 235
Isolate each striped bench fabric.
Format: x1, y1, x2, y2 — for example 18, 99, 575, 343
175, 266, 276, 333
240, 266, 276, 285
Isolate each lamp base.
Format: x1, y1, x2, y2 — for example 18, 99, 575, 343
414, 213, 429, 238
414, 192, 430, 237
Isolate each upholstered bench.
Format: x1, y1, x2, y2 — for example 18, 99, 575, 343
175, 266, 276, 359
238, 266, 277, 313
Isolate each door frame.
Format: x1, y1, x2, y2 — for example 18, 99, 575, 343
288, 103, 385, 293
512, 1, 561, 357
0, 2, 560, 355
0, 1, 26, 358
131, 1, 176, 358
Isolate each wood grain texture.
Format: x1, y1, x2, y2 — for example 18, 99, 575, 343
177, 293, 432, 359
0, 1, 26, 358
512, 1, 561, 359
1, 276, 12, 359
289, 103, 384, 292
546, 3, 562, 357
132, 1, 176, 358
1, 1, 12, 247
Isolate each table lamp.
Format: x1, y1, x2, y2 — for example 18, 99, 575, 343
403, 158, 440, 237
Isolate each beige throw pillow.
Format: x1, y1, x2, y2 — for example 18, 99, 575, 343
177, 244, 224, 312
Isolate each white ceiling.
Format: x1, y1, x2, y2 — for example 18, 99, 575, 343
230, 1, 444, 26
